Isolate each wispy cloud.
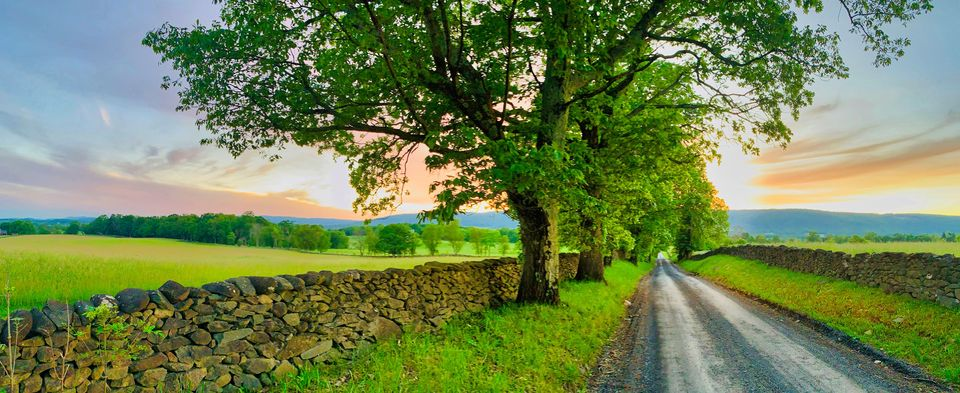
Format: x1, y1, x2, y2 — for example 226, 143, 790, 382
98, 104, 112, 127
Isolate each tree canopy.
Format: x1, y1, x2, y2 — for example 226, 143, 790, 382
146, 0, 931, 303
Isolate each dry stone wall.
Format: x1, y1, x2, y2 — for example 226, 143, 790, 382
559, 253, 579, 281
1, 258, 520, 393
693, 245, 960, 308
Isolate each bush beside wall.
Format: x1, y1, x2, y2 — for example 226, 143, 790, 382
1, 258, 520, 392
693, 245, 960, 309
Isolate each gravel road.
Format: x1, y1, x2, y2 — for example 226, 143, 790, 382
590, 259, 943, 392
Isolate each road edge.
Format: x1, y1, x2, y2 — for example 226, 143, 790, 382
678, 262, 955, 392
586, 271, 654, 391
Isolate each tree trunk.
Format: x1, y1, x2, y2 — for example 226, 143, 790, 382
575, 216, 605, 281
510, 191, 560, 304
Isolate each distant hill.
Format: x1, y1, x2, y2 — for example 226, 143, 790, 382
266, 211, 517, 229
0, 217, 95, 225
728, 209, 960, 237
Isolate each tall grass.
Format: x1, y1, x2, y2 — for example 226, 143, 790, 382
277, 261, 653, 392
0, 235, 484, 311
682, 255, 960, 385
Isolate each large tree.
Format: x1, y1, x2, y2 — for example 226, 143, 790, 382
146, 0, 930, 303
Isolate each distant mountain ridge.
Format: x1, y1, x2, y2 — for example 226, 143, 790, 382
728, 209, 960, 237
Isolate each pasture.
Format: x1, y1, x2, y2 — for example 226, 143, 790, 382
776, 241, 960, 256
0, 235, 483, 311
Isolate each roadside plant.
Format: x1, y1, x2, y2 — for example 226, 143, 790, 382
1, 273, 19, 393
76, 304, 166, 368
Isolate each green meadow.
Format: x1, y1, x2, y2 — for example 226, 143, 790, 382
777, 241, 960, 256
0, 235, 485, 311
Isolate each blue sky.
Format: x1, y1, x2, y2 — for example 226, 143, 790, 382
1, 1, 958, 218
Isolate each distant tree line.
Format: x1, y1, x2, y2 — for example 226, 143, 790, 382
2, 213, 520, 257
733, 231, 959, 245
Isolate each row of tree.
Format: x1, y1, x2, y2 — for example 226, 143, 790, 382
146, 0, 930, 303
736, 231, 960, 244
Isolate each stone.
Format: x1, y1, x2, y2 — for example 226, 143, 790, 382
226, 277, 256, 297
217, 328, 253, 345
175, 345, 212, 364
242, 358, 278, 374
299, 340, 333, 360
368, 317, 402, 341
29, 308, 57, 337
21, 373, 42, 393
214, 339, 251, 355
147, 290, 174, 311
234, 374, 262, 391
42, 300, 77, 329
273, 276, 295, 291
104, 366, 129, 380
279, 275, 306, 291
282, 313, 301, 326
156, 335, 191, 352
215, 301, 238, 312
72, 300, 93, 324
87, 380, 110, 393
295, 272, 320, 286
36, 346, 60, 362
274, 360, 297, 379
271, 302, 287, 317
159, 280, 190, 302
189, 329, 212, 345
183, 368, 207, 391
277, 334, 319, 360
202, 282, 240, 298
197, 355, 225, 368
214, 374, 232, 388
90, 294, 119, 308
246, 331, 271, 344
207, 320, 231, 333
116, 288, 150, 313
137, 368, 168, 387
131, 352, 167, 372
1, 309, 33, 344
246, 276, 278, 295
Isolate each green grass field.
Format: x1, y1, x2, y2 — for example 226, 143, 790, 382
0, 235, 487, 311
775, 241, 960, 256
682, 255, 960, 385
276, 261, 653, 392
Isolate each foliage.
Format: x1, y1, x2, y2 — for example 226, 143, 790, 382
328, 231, 350, 249
0, 220, 36, 236
420, 224, 443, 256
276, 261, 652, 392
682, 255, 960, 385
144, 0, 930, 302
375, 224, 419, 256
443, 222, 466, 255
289, 225, 331, 252
77, 304, 166, 367
468, 228, 501, 256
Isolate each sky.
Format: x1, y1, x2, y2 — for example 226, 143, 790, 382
0, 1, 958, 219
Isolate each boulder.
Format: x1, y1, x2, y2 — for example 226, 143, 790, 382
116, 288, 150, 313
131, 352, 167, 372
147, 290, 174, 311
246, 277, 278, 295
226, 277, 256, 297
158, 280, 190, 302
29, 308, 57, 337
1, 309, 33, 344
189, 329, 212, 345
202, 282, 240, 298
137, 368, 167, 387
42, 300, 78, 329
89, 294, 119, 308
242, 358, 278, 374
277, 334, 318, 360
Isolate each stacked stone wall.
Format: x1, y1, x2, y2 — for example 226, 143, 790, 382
692, 245, 960, 308
1, 258, 521, 392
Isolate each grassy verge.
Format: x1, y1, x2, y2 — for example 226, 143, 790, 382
277, 261, 653, 392
681, 255, 960, 385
